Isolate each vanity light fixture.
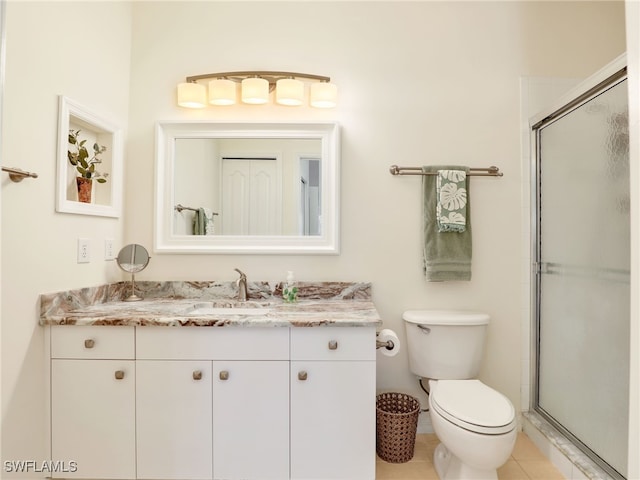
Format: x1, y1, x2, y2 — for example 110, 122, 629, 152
176, 71, 337, 109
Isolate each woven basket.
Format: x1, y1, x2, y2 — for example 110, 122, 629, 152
376, 392, 420, 463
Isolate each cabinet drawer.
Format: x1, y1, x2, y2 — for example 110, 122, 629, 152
51, 326, 135, 359
136, 327, 289, 360
290, 327, 375, 361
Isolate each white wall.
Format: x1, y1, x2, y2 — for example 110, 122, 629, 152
1, 1, 132, 474
126, 0, 625, 424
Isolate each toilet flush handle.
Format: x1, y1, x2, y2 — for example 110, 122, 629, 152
417, 325, 431, 334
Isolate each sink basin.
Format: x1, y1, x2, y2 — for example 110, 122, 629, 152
184, 302, 271, 316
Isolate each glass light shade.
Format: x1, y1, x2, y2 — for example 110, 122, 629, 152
177, 82, 207, 108
310, 82, 338, 108
208, 79, 236, 105
276, 78, 304, 106
241, 77, 269, 104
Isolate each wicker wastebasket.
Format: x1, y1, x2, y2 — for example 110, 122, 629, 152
376, 392, 420, 463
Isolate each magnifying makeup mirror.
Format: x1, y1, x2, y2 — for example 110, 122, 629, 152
116, 244, 150, 301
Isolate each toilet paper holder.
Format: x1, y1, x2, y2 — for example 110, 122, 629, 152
376, 336, 395, 351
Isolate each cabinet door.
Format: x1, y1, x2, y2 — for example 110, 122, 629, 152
291, 361, 376, 480
136, 360, 212, 480
51, 359, 135, 479
212, 361, 289, 480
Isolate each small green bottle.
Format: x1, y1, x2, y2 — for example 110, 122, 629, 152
283, 271, 298, 303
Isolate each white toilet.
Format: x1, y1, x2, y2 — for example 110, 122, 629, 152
403, 310, 517, 480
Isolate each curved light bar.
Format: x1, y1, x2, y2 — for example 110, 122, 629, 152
177, 71, 337, 109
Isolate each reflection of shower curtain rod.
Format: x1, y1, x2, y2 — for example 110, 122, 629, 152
174, 204, 219, 215
389, 165, 503, 177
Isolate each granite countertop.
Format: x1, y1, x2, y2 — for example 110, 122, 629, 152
39, 281, 382, 328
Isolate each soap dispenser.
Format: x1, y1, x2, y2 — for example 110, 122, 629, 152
283, 271, 298, 303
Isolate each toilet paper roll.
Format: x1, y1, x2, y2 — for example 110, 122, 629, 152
377, 329, 400, 357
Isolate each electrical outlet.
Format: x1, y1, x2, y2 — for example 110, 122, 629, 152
77, 238, 90, 264
105, 238, 115, 260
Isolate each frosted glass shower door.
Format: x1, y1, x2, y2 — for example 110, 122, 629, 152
535, 76, 629, 478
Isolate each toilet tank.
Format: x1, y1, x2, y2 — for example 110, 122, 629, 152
402, 310, 489, 379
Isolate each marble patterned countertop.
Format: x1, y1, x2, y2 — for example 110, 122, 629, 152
40, 281, 382, 328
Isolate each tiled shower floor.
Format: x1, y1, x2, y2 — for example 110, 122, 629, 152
376, 432, 565, 479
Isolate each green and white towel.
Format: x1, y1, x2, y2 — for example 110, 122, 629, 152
436, 169, 467, 233
422, 166, 472, 282
193, 207, 216, 235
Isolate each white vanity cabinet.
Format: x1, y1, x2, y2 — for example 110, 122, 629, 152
49, 326, 136, 480
48, 324, 376, 480
290, 327, 377, 480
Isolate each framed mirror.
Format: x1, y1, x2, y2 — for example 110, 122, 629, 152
155, 122, 340, 254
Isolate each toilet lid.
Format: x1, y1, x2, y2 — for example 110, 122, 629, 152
431, 380, 515, 435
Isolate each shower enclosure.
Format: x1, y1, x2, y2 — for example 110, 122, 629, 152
532, 64, 630, 479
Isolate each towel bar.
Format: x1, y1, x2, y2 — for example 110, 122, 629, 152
175, 203, 219, 215
2, 166, 38, 182
389, 165, 503, 177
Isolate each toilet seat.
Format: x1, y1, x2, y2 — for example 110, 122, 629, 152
431, 380, 516, 435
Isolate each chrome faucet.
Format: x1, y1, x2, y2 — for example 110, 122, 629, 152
234, 268, 248, 302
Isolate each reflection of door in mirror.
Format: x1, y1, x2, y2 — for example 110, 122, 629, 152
299, 157, 321, 235
221, 157, 281, 235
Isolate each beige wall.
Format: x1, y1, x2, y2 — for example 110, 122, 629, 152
1, 1, 132, 472
0, 0, 629, 475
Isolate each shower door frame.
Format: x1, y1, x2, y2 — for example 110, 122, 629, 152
530, 57, 628, 480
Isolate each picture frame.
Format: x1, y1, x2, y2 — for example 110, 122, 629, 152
56, 96, 123, 217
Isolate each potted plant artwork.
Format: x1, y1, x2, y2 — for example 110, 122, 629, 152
68, 129, 108, 203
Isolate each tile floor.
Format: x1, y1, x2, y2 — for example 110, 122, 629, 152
376, 432, 566, 479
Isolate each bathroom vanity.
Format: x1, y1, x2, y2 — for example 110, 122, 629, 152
40, 281, 381, 480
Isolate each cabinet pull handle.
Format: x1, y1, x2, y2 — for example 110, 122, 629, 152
298, 371, 308, 381
193, 370, 203, 381
114, 370, 125, 380
84, 339, 95, 349
328, 340, 338, 350
219, 370, 229, 381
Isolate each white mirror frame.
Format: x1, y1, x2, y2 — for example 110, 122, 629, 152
154, 121, 340, 254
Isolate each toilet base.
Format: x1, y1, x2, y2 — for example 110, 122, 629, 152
433, 443, 498, 480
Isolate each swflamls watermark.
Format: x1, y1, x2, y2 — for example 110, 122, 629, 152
3, 460, 78, 473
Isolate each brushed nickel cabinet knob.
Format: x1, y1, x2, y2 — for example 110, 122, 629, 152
193, 370, 203, 381
84, 339, 95, 349
219, 370, 229, 381
298, 371, 308, 381
328, 340, 338, 350
114, 370, 125, 380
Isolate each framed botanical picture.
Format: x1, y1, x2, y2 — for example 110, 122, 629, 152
56, 96, 123, 217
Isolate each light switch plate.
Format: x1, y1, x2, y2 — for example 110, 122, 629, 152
105, 238, 115, 260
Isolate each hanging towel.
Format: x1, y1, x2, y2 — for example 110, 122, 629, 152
437, 169, 467, 232
193, 208, 207, 235
203, 208, 215, 235
422, 165, 472, 281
